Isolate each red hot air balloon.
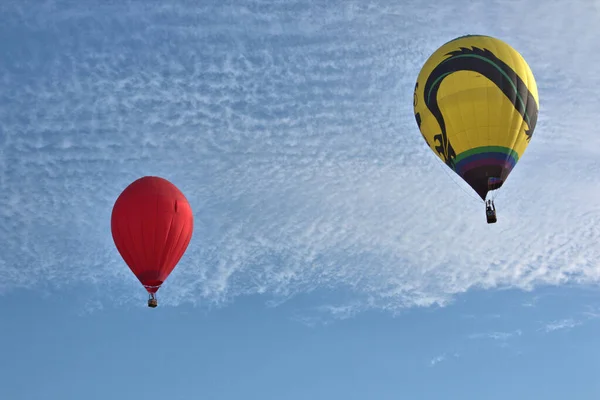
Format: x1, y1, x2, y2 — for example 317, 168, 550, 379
111, 176, 194, 308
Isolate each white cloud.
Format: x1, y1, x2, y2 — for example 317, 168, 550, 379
429, 354, 446, 367
468, 330, 522, 341
542, 319, 582, 333
1, 0, 600, 315
522, 295, 541, 308
429, 352, 459, 367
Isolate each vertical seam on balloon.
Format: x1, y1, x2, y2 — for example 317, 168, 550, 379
505, 47, 517, 182
462, 61, 477, 184
448, 59, 473, 185
169, 222, 187, 280
124, 213, 142, 279
158, 214, 176, 281
138, 197, 151, 280
491, 38, 505, 199
427, 70, 453, 161
152, 185, 160, 280
166, 217, 189, 278
454, 74, 471, 176
113, 223, 137, 279
517, 64, 530, 165
486, 37, 493, 190
505, 50, 526, 186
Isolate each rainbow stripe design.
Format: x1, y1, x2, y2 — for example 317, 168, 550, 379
452, 146, 520, 199
454, 146, 519, 177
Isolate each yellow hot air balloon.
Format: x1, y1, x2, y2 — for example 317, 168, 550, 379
413, 34, 539, 223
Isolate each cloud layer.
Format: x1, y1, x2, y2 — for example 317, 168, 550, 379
1, 0, 600, 313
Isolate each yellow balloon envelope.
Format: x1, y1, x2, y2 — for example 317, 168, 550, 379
413, 35, 539, 200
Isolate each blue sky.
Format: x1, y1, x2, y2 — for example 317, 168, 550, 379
2, 0, 600, 398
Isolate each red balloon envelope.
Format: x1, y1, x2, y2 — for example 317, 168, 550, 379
111, 176, 193, 308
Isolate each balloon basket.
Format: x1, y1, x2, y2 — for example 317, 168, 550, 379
148, 298, 158, 308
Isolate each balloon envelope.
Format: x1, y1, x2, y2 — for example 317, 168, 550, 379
111, 176, 193, 294
413, 34, 539, 200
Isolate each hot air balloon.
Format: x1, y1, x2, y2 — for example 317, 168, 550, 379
111, 176, 194, 308
413, 34, 539, 223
